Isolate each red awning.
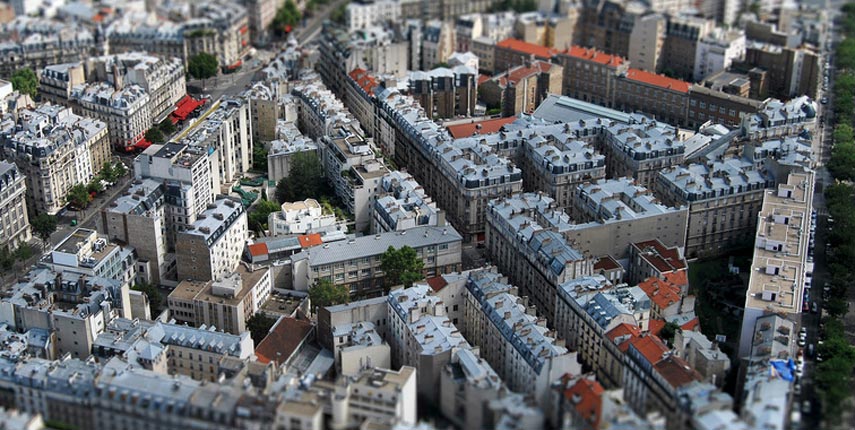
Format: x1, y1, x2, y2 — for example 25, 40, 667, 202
170, 95, 204, 122
133, 138, 152, 150
227, 59, 243, 70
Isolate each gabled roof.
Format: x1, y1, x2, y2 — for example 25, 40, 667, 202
564, 378, 604, 429
606, 323, 641, 342
648, 319, 666, 336
632, 239, 687, 273
247, 243, 268, 257
563, 46, 625, 66
625, 68, 690, 93
638, 277, 682, 311
298, 234, 323, 248
446, 117, 517, 139
255, 317, 313, 365
629, 334, 670, 364
496, 38, 558, 59
425, 276, 448, 292
654, 355, 703, 388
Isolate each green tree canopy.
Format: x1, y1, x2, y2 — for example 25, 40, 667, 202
247, 313, 278, 344
248, 199, 281, 233
144, 127, 165, 144
380, 246, 425, 293
275, 151, 326, 203
308, 279, 349, 313
159, 118, 177, 136
31, 214, 57, 250
10, 68, 38, 98
67, 184, 91, 209
271, 0, 301, 36
188, 52, 219, 81
659, 321, 681, 346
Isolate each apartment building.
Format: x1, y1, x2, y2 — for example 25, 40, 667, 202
461, 270, 581, 408
373, 170, 444, 234
346, 0, 401, 32
317, 24, 409, 97
106, 2, 249, 71
409, 66, 477, 119
626, 240, 688, 286
478, 60, 562, 117
614, 68, 689, 127
485, 194, 594, 323
168, 265, 272, 335
742, 42, 820, 100
175, 197, 248, 282
569, 179, 688, 259
738, 171, 814, 357
0, 104, 110, 215
0, 161, 31, 250
556, 47, 626, 108
656, 158, 774, 258
266, 123, 318, 183
662, 15, 715, 81
330, 321, 391, 376
317, 296, 389, 351
92, 317, 255, 382
421, 20, 456, 70
598, 119, 686, 189
387, 284, 470, 401
375, 87, 522, 242
492, 38, 558, 74
2, 267, 129, 358
439, 347, 503, 430
694, 29, 747, 82
0, 17, 99, 77
687, 86, 763, 129
100, 179, 171, 285
291, 226, 463, 298
43, 228, 137, 292
742, 96, 818, 142
134, 143, 219, 247
268, 198, 345, 238
177, 98, 252, 186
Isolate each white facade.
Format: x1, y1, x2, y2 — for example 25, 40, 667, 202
0, 161, 31, 250
346, 0, 401, 32
268, 199, 340, 236
694, 29, 747, 82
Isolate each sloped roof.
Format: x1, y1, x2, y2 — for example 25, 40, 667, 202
247, 243, 268, 257
446, 117, 516, 138
255, 317, 313, 365
496, 38, 557, 59
564, 46, 625, 66
625, 68, 690, 93
298, 234, 323, 248
638, 277, 682, 311
565, 378, 604, 429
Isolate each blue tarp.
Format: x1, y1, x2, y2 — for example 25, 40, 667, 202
770, 359, 796, 381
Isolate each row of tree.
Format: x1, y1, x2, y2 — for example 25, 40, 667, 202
815, 3, 855, 422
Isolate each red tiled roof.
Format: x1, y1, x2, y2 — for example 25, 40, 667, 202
563, 46, 625, 66
665, 271, 689, 288
648, 319, 666, 336
447, 117, 517, 138
349, 68, 379, 96
492, 60, 553, 88
425, 276, 448, 292
629, 335, 670, 364
248, 243, 268, 257
298, 234, 323, 248
594, 255, 621, 272
496, 38, 558, 59
681, 317, 700, 331
654, 355, 703, 388
638, 277, 682, 311
625, 68, 690, 93
255, 317, 313, 365
632, 240, 687, 273
477, 74, 491, 85
606, 323, 641, 342
564, 378, 604, 429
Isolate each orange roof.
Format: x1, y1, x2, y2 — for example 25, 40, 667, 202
564, 378, 604, 429
496, 38, 558, 59
255, 317, 314, 365
492, 60, 554, 88
447, 117, 517, 138
298, 234, 323, 248
681, 317, 700, 332
637, 277, 682, 311
349, 68, 378, 96
625, 68, 690, 93
477, 74, 491, 85
606, 323, 641, 342
629, 335, 670, 364
563, 46, 625, 66
648, 319, 666, 336
665, 271, 689, 288
247, 243, 268, 257
654, 355, 703, 388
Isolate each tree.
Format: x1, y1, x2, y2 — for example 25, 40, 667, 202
31, 214, 57, 250
275, 151, 326, 203
247, 313, 278, 345
159, 118, 177, 136
248, 199, 280, 233
188, 52, 219, 82
132, 283, 163, 317
145, 127, 165, 144
659, 321, 681, 346
99, 162, 116, 183
271, 0, 301, 36
308, 279, 349, 313
113, 161, 127, 178
67, 184, 91, 210
87, 178, 104, 195
252, 144, 268, 173
380, 246, 424, 293
10, 68, 38, 98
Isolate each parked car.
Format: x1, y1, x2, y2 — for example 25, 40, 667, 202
812, 302, 819, 314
